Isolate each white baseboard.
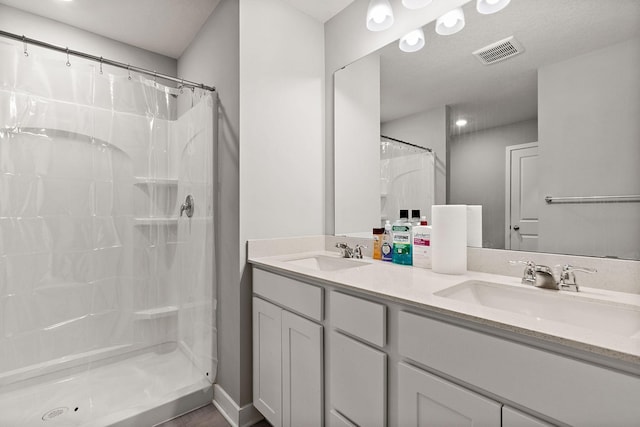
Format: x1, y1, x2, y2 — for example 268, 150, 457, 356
213, 384, 264, 427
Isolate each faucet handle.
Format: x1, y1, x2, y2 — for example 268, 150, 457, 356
509, 260, 536, 285
353, 244, 367, 259
335, 242, 353, 258
558, 264, 596, 292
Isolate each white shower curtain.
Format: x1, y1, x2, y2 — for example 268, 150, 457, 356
380, 138, 435, 224
0, 38, 216, 424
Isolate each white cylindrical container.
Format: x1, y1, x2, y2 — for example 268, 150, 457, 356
467, 205, 483, 248
431, 205, 467, 274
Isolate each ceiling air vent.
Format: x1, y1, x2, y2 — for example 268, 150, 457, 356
473, 36, 525, 65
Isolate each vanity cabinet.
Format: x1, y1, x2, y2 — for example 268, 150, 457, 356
250, 265, 639, 427
329, 291, 387, 427
398, 311, 640, 426
252, 269, 323, 427
398, 362, 502, 426
398, 362, 554, 427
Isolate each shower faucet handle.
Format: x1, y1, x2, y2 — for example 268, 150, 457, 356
180, 195, 194, 218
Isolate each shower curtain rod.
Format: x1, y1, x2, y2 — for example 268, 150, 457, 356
0, 29, 216, 92
381, 135, 433, 153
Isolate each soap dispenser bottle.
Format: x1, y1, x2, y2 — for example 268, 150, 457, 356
381, 220, 393, 262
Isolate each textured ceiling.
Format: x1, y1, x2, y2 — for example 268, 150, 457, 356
378, 0, 640, 133
0, 0, 355, 58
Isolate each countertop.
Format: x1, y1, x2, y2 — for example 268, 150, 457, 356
249, 249, 640, 368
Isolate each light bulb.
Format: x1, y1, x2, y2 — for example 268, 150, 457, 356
366, 0, 394, 32
399, 28, 425, 53
406, 32, 420, 45
456, 119, 467, 127
402, 0, 433, 10
476, 0, 511, 14
443, 15, 458, 28
435, 8, 465, 35
372, 7, 386, 23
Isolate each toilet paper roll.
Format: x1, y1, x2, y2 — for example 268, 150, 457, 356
467, 205, 483, 248
431, 205, 467, 274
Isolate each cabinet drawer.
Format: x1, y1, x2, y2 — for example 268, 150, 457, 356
398, 311, 640, 426
330, 331, 387, 427
398, 362, 501, 427
503, 406, 554, 427
330, 291, 386, 347
253, 268, 323, 321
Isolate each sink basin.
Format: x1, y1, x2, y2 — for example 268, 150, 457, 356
435, 280, 640, 338
285, 255, 370, 272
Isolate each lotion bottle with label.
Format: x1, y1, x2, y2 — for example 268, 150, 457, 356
412, 216, 431, 269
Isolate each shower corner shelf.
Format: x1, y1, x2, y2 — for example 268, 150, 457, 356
134, 217, 178, 226
134, 177, 179, 187
134, 306, 179, 320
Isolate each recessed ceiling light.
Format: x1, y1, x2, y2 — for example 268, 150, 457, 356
456, 119, 468, 126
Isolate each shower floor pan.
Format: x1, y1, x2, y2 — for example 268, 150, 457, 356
0, 346, 212, 426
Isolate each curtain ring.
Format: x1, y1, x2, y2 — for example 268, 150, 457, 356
153, 71, 157, 82
99, 56, 103, 74
127, 65, 132, 80
22, 35, 29, 57
179, 79, 184, 94
65, 48, 71, 67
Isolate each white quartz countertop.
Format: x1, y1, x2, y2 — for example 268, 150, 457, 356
249, 250, 640, 367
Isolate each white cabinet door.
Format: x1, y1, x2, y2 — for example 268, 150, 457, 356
282, 310, 323, 427
331, 331, 387, 427
503, 406, 554, 427
253, 297, 282, 427
398, 362, 502, 427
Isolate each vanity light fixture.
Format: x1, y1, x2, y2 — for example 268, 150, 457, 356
435, 8, 465, 35
402, 0, 433, 10
399, 28, 426, 52
456, 119, 468, 126
476, 0, 511, 15
366, 0, 394, 32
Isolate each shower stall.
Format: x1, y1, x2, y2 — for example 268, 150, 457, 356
0, 37, 217, 426
380, 136, 435, 224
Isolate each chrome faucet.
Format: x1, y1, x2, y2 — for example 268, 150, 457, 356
335, 242, 366, 259
509, 261, 596, 292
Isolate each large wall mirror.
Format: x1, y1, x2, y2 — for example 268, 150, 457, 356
334, 0, 640, 260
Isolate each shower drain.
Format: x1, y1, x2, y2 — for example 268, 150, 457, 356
42, 407, 68, 421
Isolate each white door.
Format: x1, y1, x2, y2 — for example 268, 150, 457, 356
398, 362, 502, 427
253, 297, 282, 427
505, 143, 539, 251
282, 311, 323, 427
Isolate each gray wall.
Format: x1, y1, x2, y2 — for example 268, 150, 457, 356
0, 4, 176, 77
177, 0, 243, 404
178, 0, 325, 408
449, 119, 538, 249
538, 37, 640, 259
381, 106, 449, 207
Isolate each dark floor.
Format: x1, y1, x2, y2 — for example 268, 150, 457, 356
157, 404, 271, 427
